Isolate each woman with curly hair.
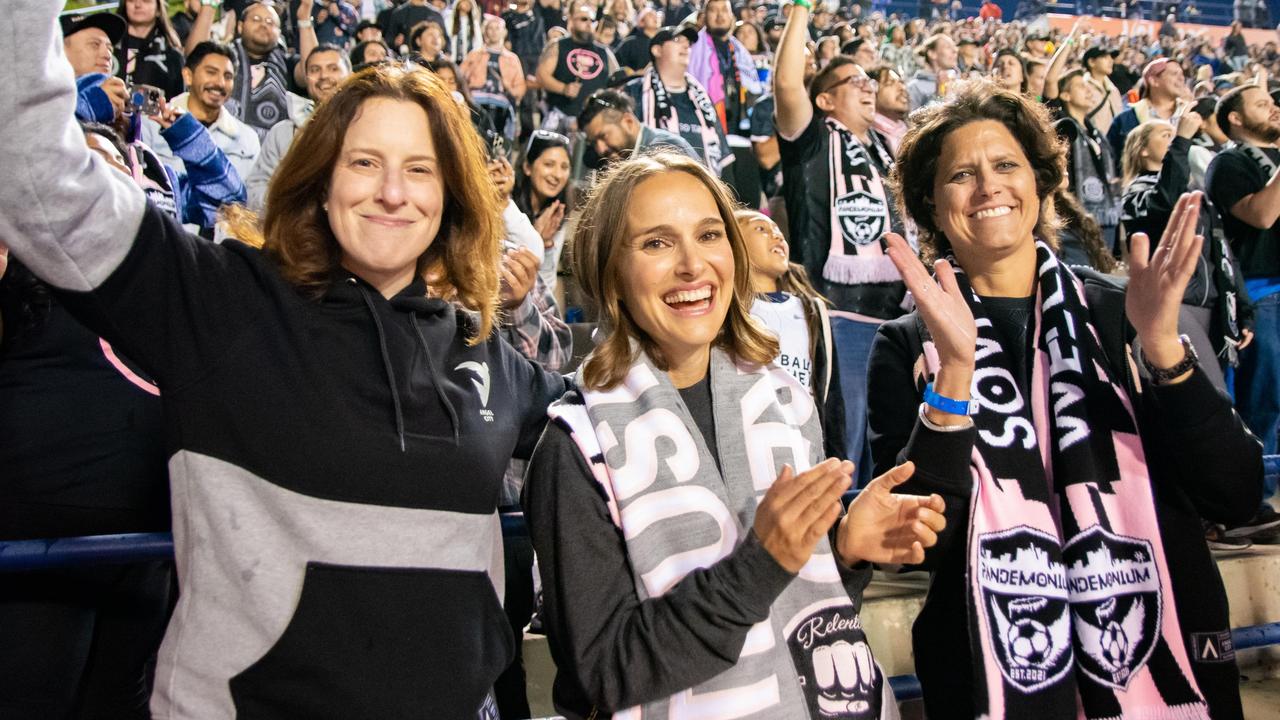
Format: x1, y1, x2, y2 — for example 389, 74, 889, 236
0, 4, 567, 715
870, 80, 1260, 720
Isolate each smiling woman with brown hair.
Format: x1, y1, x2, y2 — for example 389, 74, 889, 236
0, 4, 568, 715
524, 151, 944, 720
870, 80, 1261, 720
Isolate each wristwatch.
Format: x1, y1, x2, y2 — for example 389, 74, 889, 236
297, 18, 314, 28
1141, 334, 1198, 385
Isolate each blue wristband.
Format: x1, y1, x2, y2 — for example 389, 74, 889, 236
923, 382, 972, 416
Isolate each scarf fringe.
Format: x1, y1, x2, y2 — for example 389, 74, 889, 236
822, 254, 900, 285
1090, 703, 1210, 720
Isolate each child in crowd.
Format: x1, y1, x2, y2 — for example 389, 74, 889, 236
736, 208, 846, 461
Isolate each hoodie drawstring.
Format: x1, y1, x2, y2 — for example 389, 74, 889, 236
354, 280, 408, 453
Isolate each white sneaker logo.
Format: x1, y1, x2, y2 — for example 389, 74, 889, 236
455, 361, 494, 422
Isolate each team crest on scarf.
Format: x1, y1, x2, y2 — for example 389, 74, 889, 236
784, 601, 883, 719
977, 526, 1073, 693
835, 188, 888, 248
1065, 527, 1162, 690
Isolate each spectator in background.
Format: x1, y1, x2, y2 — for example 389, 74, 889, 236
871, 63, 910, 155
991, 47, 1026, 94
1206, 82, 1280, 537
461, 15, 528, 105
907, 33, 957, 109
384, 0, 447, 51
350, 38, 391, 67
450, 0, 485, 63
171, 0, 201, 47
503, 0, 546, 77
1056, 68, 1122, 253
1082, 44, 1125, 136
142, 42, 261, 193
514, 130, 576, 290
116, 0, 185, 99
625, 25, 732, 176
537, 3, 618, 134
979, 0, 1003, 20
63, 11, 125, 79
246, 44, 350, 212
306, 0, 359, 48
844, 37, 879, 70
690, 0, 765, 201
775, 4, 906, 485
410, 20, 449, 61
616, 7, 661, 76
1122, 115, 1253, 394
578, 87, 700, 164
1108, 57, 1192, 162
353, 18, 383, 44
956, 36, 981, 74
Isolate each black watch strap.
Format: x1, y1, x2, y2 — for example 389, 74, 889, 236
1142, 334, 1198, 386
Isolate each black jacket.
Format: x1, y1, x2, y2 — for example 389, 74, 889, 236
866, 268, 1261, 720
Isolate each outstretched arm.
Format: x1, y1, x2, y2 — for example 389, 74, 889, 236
772, 2, 813, 139
0, 0, 145, 293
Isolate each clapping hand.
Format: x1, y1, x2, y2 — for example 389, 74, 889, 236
533, 200, 565, 248
1127, 192, 1204, 374
884, 233, 976, 373
499, 246, 539, 309
755, 458, 854, 574
836, 462, 946, 566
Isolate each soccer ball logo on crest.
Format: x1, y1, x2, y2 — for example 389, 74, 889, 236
1007, 616, 1051, 667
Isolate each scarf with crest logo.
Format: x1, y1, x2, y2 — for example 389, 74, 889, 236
823, 118, 901, 287
914, 244, 1207, 719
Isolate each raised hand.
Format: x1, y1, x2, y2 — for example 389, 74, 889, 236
534, 200, 565, 247
836, 462, 946, 566
755, 458, 854, 573
499, 246, 539, 309
884, 233, 977, 373
1127, 191, 1205, 373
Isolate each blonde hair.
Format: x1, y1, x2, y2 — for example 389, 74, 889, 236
223, 64, 502, 344
1121, 119, 1173, 187
572, 153, 779, 390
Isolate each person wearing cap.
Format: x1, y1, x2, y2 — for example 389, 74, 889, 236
775, 0, 906, 485
1107, 56, 1192, 162
616, 6, 662, 76
353, 18, 382, 43
1022, 29, 1049, 60
63, 11, 131, 123
1083, 44, 1125, 135
906, 33, 956, 110
623, 25, 732, 176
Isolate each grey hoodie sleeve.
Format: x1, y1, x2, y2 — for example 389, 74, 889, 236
0, 0, 146, 292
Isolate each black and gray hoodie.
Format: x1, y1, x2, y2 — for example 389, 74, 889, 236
1, 3, 568, 717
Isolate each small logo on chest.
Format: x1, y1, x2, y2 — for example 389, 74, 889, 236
455, 361, 495, 422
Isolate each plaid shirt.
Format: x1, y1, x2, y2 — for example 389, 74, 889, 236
500, 274, 573, 507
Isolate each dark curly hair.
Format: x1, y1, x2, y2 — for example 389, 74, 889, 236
889, 79, 1066, 263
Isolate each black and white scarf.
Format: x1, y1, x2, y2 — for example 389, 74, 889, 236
548, 348, 897, 720
229, 40, 291, 139
823, 119, 900, 286
639, 66, 729, 174
916, 244, 1208, 719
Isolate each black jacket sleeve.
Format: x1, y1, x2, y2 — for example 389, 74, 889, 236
866, 317, 977, 572
523, 420, 796, 715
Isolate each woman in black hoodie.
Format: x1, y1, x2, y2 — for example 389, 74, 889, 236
115, 0, 185, 99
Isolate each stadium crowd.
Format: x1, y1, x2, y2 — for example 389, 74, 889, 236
2, 0, 1280, 717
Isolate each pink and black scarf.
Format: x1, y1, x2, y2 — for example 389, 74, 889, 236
639, 66, 729, 175
919, 244, 1209, 719
823, 118, 901, 287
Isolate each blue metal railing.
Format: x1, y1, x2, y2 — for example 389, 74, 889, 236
3, 526, 1278, 702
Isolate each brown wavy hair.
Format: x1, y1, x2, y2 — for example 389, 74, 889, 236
889, 79, 1065, 264
225, 63, 501, 343
572, 153, 779, 391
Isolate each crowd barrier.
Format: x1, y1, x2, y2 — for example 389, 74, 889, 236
3, 519, 1279, 704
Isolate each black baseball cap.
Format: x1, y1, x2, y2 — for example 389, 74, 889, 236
1082, 45, 1119, 64
60, 12, 126, 45
650, 25, 699, 50
1025, 30, 1050, 42
958, 37, 978, 47
355, 19, 381, 35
